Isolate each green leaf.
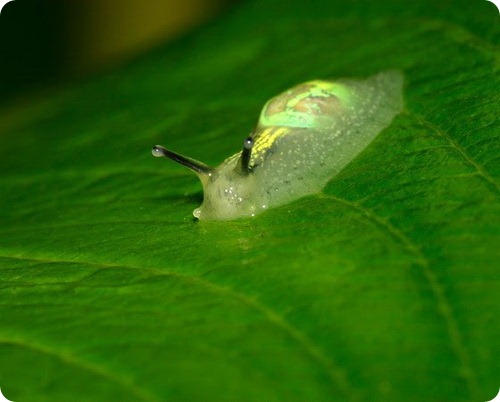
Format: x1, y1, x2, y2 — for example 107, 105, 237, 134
0, 0, 498, 401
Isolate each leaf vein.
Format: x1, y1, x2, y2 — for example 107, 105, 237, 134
414, 113, 500, 195
320, 194, 480, 399
0, 254, 357, 400
0, 339, 160, 401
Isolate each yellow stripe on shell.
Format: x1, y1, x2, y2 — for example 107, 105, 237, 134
251, 127, 289, 165
220, 127, 290, 169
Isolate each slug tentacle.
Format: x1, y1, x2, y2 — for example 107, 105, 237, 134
152, 145, 214, 179
238, 136, 254, 175
152, 70, 404, 221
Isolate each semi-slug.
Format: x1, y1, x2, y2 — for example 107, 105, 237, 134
152, 70, 404, 220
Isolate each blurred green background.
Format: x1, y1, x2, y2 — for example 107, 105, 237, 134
0, 0, 233, 99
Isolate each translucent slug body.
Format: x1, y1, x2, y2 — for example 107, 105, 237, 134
153, 70, 404, 220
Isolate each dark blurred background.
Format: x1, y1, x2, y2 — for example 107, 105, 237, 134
0, 0, 235, 100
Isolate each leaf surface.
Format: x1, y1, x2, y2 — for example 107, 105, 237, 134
0, 1, 499, 401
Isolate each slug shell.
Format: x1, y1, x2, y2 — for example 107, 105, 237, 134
153, 70, 404, 220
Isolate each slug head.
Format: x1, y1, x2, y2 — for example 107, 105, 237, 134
152, 137, 265, 220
